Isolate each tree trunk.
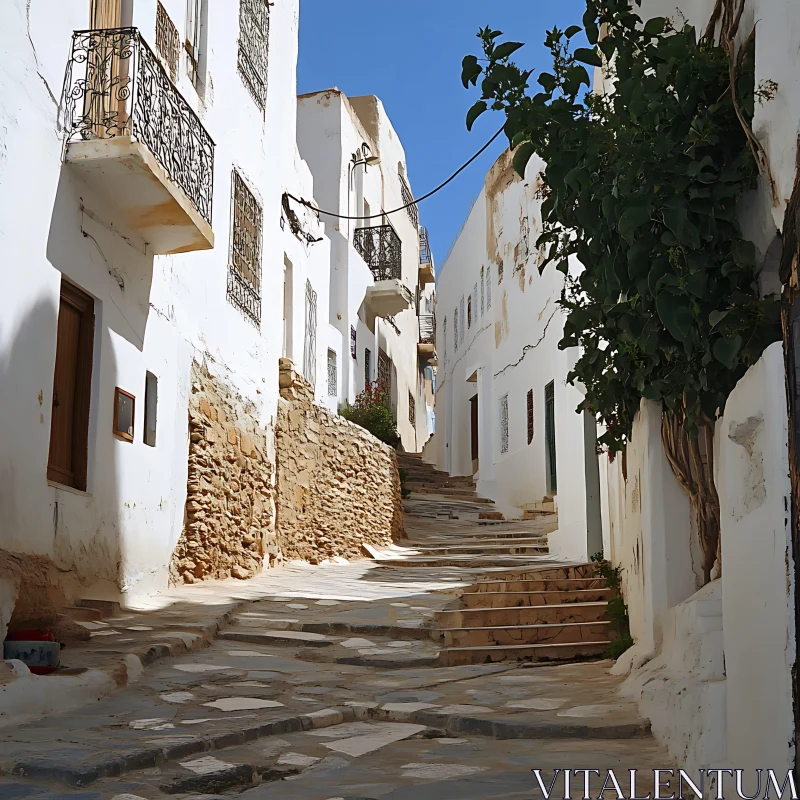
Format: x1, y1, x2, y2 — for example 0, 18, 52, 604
661, 408, 721, 584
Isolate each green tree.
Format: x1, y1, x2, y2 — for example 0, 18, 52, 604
462, 0, 780, 582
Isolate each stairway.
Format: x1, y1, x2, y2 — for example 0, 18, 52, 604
436, 564, 614, 666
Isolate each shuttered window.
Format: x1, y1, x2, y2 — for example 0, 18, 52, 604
48, 280, 95, 491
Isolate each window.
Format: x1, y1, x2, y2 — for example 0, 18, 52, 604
460, 297, 465, 343
327, 350, 337, 397
443, 317, 447, 367
480, 267, 485, 316
238, 0, 270, 110
545, 381, 557, 493
467, 296, 472, 329
303, 280, 318, 388
399, 165, 418, 227
486, 265, 492, 310
350, 326, 357, 359
90, 0, 121, 29
282, 255, 293, 358
228, 170, 263, 327
155, 2, 180, 82
453, 306, 459, 351
144, 372, 158, 447
378, 348, 391, 395
500, 394, 509, 455
113, 388, 135, 442
364, 348, 371, 385
408, 392, 416, 425
527, 389, 534, 445
48, 280, 95, 491
185, 0, 208, 91
473, 283, 478, 319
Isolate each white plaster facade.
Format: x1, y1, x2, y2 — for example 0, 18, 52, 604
297, 90, 435, 452
0, 0, 346, 606
425, 149, 602, 561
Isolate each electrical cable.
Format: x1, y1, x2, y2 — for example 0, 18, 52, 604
285, 125, 507, 222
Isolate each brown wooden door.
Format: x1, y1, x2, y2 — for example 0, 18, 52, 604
48, 281, 95, 491
90, 0, 122, 27
470, 394, 479, 464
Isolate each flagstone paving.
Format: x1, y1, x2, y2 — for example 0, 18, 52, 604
0, 486, 669, 798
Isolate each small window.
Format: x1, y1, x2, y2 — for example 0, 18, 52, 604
467, 296, 472, 329
453, 307, 459, 351
408, 392, 416, 425
480, 267, 485, 316
144, 372, 158, 447
500, 394, 509, 454
155, 1, 180, 82
228, 170, 263, 327
327, 350, 337, 397
113, 388, 135, 443
442, 317, 447, 367
460, 297, 465, 342
238, 0, 270, 110
350, 326, 357, 359
527, 389, 534, 445
186, 0, 208, 92
486, 265, 492, 310
364, 348, 371, 385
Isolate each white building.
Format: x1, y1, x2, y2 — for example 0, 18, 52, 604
0, 0, 430, 608
297, 89, 436, 451
425, 148, 602, 562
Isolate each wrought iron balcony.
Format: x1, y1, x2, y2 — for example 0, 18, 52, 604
418, 226, 434, 285
418, 314, 436, 360
63, 27, 215, 254
353, 224, 402, 281
400, 174, 419, 228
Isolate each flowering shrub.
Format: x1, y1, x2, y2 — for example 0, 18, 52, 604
340, 383, 399, 447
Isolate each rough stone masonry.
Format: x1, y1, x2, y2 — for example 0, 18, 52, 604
275, 358, 404, 563
170, 362, 277, 584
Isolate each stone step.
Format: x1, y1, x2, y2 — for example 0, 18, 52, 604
422, 530, 550, 542
442, 620, 612, 648
461, 588, 614, 608
521, 509, 557, 520
439, 639, 610, 666
407, 491, 493, 503
365, 554, 553, 568
471, 577, 607, 593
437, 601, 609, 629
413, 544, 549, 557
477, 564, 598, 582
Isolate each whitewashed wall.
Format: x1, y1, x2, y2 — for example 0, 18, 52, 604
427, 149, 600, 560
0, 0, 329, 603
297, 90, 434, 452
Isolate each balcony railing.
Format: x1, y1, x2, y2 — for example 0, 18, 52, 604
400, 174, 419, 228
354, 224, 402, 281
63, 27, 214, 225
419, 227, 432, 265
419, 315, 435, 345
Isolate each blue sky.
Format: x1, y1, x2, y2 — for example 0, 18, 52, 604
297, 0, 587, 268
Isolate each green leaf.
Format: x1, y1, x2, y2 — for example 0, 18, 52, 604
537, 72, 557, 93
574, 47, 603, 67
656, 291, 694, 342
642, 384, 662, 401
583, 7, 599, 44
512, 140, 536, 178
565, 25, 582, 39
618, 205, 651, 245
709, 309, 729, 328
643, 17, 667, 36
493, 41, 525, 61
461, 55, 482, 89
466, 100, 487, 131
713, 335, 743, 369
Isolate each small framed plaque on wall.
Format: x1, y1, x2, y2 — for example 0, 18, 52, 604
113, 388, 135, 442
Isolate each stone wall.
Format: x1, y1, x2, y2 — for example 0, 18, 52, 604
170, 363, 276, 584
275, 359, 404, 563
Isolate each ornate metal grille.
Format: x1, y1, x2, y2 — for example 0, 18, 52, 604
408, 392, 416, 426
303, 280, 318, 388
500, 394, 509, 454
419, 315, 435, 345
473, 283, 478, 320
238, 0, 269, 110
378, 349, 391, 395
327, 351, 337, 397
399, 173, 418, 228
467, 295, 472, 329
419, 226, 431, 264
454, 306, 459, 351
155, 2, 180, 82
527, 389, 534, 445
460, 297, 466, 343
63, 28, 214, 224
385, 316, 401, 336
353, 224, 402, 281
480, 267, 485, 316
227, 170, 262, 326
486, 265, 492, 310
350, 326, 357, 359
364, 348, 371, 385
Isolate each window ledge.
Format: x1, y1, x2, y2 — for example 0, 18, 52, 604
47, 481, 92, 498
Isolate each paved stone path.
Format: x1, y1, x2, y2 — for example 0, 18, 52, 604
0, 489, 670, 799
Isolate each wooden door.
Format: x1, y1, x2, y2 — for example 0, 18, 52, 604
470, 394, 479, 472
48, 282, 95, 491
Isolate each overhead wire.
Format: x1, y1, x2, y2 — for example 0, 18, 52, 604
284, 125, 507, 222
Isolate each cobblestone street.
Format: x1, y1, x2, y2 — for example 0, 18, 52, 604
0, 491, 669, 800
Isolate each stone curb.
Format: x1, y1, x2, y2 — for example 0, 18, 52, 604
11, 703, 651, 787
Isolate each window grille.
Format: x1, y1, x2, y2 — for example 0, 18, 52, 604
364, 348, 371, 385
486, 265, 492, 310
155, 1, 180, 82
408, 392, 416, 425
473, 282, 478, 319
467, 296, 472, 329
399, 173, 418, 227
527, 389, 534, 445
303, 280, 317, 388
500, 394, 509, 454
238, 0, 269, 110
378, 349, 391, 395
460, 297, 465, 343
480, 267, 485, 316
350, 326, 357, 359
443, 317, 447, 367
186, 0, 203, 88
453, 307, 459, 351
227, 170, 262, 326
327, 350, 337, 397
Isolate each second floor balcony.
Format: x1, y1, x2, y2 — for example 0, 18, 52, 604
353, 224, 412, 318
418, 314, 435, 360
63, 28, 214, 254
418, 226, 434, 285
